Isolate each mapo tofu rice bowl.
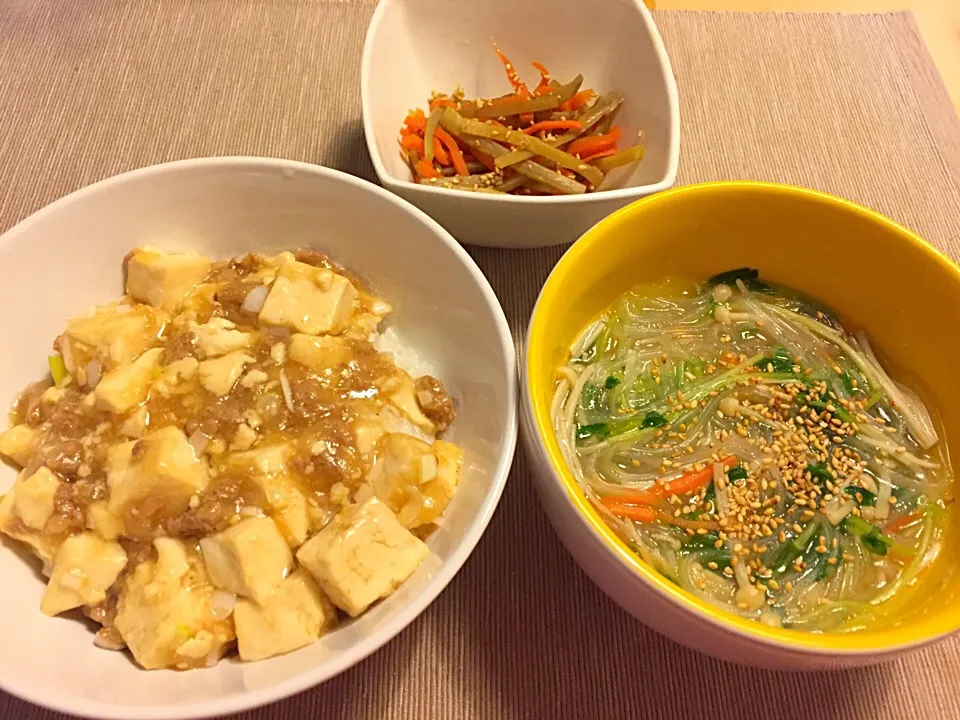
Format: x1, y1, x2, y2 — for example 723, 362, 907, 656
1, 246, 465, 669
0, 158, 517, 716
0, 249, 462, 669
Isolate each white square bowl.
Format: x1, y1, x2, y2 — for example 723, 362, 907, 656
361, 0, 680, 249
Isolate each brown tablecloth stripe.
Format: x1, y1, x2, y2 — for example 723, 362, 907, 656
1, 3, 960, 719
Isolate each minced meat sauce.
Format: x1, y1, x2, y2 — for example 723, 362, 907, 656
0, 247, 462, 670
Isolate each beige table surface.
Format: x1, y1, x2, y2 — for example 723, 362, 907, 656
1, 5, 960, 720
657, 0, 960, 109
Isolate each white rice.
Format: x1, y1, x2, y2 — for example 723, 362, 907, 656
374, 326, 441, 380
379, 406, 434, 444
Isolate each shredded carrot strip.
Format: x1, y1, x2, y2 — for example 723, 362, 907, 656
400, 135, 424, 153
471, 149, 497, 172
579, 148, 617, 163
532, 61, 552, 95
888, 546, 916, 564
569, 89, 596, 110
434, 126, 469, 176
415, 159, 440, 179
403, 109, 427, 134
655, 456, 737, 498
602, 501, 655, 523
492, 40, 529, 94
599, 491, 661, 507
558, 89, 596, 112
886, 511, 924, 534
522, 120, 583, 135
567, 126, 622, 158
429, 97, 457, 111
432, 136, 451, 166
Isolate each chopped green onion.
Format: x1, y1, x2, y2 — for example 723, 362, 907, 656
727, 465, 748, 481
841, 515, 893, 556
806, 400, 855, 424
48, 355, 68, 386
641, 410, 668, 428
844, 486, 878, 507
708, 267, 773, 292
684, 531, 721, 551
580, 382, 602, 411
753, 347, 794, 373
575, 409, 667, 441
806, 463, 835, 483
771, 522, 819, 573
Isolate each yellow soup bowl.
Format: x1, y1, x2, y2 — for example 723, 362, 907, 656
522, 181, 960, 668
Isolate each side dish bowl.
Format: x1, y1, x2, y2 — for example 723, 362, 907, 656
361, 0, 680, 248
522, 181, 960, 669
0, 158, 517, 718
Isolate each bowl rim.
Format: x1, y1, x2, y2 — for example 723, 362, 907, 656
360, 0, 680, 204
523, 179, 960, 657
0, 156, 519, 720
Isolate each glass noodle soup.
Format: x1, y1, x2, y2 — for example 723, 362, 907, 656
552, 269, 953, 632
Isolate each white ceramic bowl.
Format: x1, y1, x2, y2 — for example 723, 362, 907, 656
361, 0, 680, 248
0, 158, 517, 719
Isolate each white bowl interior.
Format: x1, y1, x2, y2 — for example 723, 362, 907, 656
364, 0, 677, 193
0, 159, 516, 719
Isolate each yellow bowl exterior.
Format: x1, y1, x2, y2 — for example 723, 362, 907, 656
526, 181, 960, 653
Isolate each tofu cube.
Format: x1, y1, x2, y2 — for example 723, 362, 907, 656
95, 347, 164, 413
230, 423, 258, 452
40, 531, 127, 616
433, 440, 463, 504
199, 516, 293, 603
125, 248, 212, 311
0, 483, 59, 562
114, 538, 235, 670
186, 317, 253, 359
240, 368, 269, 389
296, 496, 428, 617
226, 443, 292, 477
176, 281, 219, 319
119, 406, 149, 438
222, 444, 310, 547
199, 350, 252, 396
384, 372, 436, 434
288, 334, 351, 373
150, 357, 199, 397
0, 424, 40, 466
106, 427, 209, 530
366, 434, 462, 529
66, 303, 165, 371
259, 261, 358, 335
354, 417, 386, 456
87, 501, 125, 541
233, 568, 336, 661
14, 467, 60, 530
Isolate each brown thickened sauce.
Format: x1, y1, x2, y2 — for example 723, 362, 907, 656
2, 248, 459, 667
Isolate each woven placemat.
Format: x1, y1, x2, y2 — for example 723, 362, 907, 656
2, 3, 960, 719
